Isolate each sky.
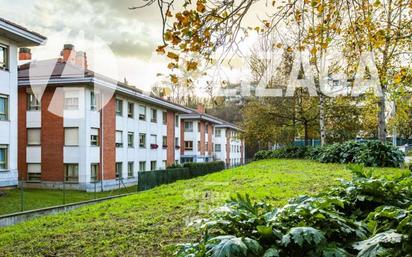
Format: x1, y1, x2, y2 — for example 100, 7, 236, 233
0, 0, 268, 93
0, 0, 175, 91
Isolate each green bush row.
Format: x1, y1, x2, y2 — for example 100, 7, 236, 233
254, 140, 405, 167
138, 161, 226, 191
183, 161, 226, 176
175, 165, 412, 257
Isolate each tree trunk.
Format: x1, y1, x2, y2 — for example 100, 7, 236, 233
378, 93, 387, 142
304, 122, 309, 146
319, 94, 326, 146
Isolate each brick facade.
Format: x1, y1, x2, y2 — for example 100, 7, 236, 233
41, 87, 64, 181
208, 124, 213, 155
17, 88, 27, 180
200, 121, 206, 155
166, 111, 176, 166
100, 94, 116, 180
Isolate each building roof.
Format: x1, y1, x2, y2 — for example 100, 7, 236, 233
0, 18, 46, 46
180, 107, 242, 131
18, 59, 190, 113
18, 58, 243, 130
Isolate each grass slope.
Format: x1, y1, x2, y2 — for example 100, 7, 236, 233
0, 159, 407, 257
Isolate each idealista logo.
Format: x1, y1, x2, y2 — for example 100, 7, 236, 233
27, 30, 119, 119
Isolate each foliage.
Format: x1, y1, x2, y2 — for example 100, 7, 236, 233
183, 161, 226, 176
175, 166, 412, 257
254, 141, 405, 167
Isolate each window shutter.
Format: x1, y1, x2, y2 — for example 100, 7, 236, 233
65, 128, 79, 146
27, 129, 41, 145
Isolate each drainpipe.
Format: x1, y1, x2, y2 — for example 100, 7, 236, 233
100, 92, 104, 192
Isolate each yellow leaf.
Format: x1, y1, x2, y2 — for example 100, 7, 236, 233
196, 1, 206, 13
156, 45, 166, 54
170, 74, 178, 84
167, 52, 179, 61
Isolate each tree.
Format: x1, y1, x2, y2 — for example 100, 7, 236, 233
132, 0, 412, 144
343, 0, 412, 142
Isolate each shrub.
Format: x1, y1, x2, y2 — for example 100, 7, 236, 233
138, 168, 190, 191
183, 161, 225, 176
254, 141, 405, 167
167, 163, 183, 169
174, 166, 412, 257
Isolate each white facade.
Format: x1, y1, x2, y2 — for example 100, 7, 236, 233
0, 19, 45, 188
0, 37, 18, 187
214, 127, 244, 167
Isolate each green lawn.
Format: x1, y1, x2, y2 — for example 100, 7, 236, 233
0, 159, 408, 257
0, 183, 137, 216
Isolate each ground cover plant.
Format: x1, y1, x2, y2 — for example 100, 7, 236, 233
175, 165, 412, 257
0, 159, 407, 256
254, 141, 405, 167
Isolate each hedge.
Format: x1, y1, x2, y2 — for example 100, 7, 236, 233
183, 161, 226, 176
138, 161, 226, 191
254, 140, 406, 167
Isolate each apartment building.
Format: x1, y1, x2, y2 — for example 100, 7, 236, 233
17, 44, 245, 191
180, 106, 245, 167
0, 18, 46, 188
214, 124, 244, 167
18, 45, 188, 191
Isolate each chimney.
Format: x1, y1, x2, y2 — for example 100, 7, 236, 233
19, 48, 32, 61
61, 44, 76, 63
75, 51, 88, 69
197, 104, 205, 114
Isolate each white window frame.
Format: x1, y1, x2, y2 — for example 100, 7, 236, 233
27, 93, 41, 111
0, 145, 8, 170
116, 130, 123, 147
139, 105, 146, 121
27, 163, 41, 182
0, 44, 9, 70
0, 95, 8, 121
90, 128, 99, 146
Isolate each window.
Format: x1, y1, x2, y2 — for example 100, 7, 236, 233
139, 133, 146, 148
162, 112, 167, 125
185, 141, 193, 151
206, 124, 209, 134
151, 108, 157, 123
27, 128, 41, 146
27, 93, 41, 111
90, 128, 99, 146
197, 141, 200, 151
64, 128, 79, 146
116, 99, 123, 116
215, 144, 221, 152
150, 161, 157, 171
0, 95, 8, 121
128, 162, 134, 178
64, 97, 79, 110
116, 162, 122, 179
91, 163, 99, 182
0, 145, 7, 170
175, 137, 179, 147
184, 122, 193, 132
116, 131, 123, 147
27, 164, 41, 182
139, 105, 146, 121
65, 164, 79, 182
215, 129, 221, 137
90, 91, 97, 111
139, 161, 146, 172
128, 102, 134, 118
128, 132, 134, 148
150, 134, 157, 144
163, 160, 167, 169
175, 115, 179, 127
0, 44, 8, 70
205, 142, 208, 151
198, 122, 201, 132
162, 136, 167, 148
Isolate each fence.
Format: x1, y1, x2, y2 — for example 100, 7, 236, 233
138, 161, 226, 191
0, 161, 227, 218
